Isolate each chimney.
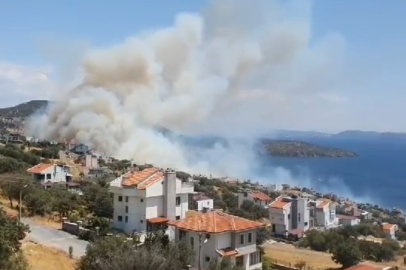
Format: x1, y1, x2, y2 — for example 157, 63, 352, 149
164, 168, 177, 221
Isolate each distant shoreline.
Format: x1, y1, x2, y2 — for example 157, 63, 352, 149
261, 140, 358, 158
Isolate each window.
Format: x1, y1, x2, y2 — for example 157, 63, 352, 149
46, 174, 51, 180
190, 236, 194, 248
249, 251, 262, 265
140, 220, 144, 223
176, 216, 180, 220
298, 213, 301, 223
179, 230, 186, 241
140, 199, 144, 202
207, 201, 210, 205
176, 196, 181, 206
125, 206, 128, 213
118, 215, 122, 222
118, 196, 123, 202
248, 232, 252, 243
205, 257, 210, 262
288, 214, 290, 219
125, 216, 128, 223
240, 234, 244, 244
243, 192, 248, 197
304, 222, 308, 226
125, 196, 128, 203
206, 234, 210, 239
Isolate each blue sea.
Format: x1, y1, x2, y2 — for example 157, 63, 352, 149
260, 138, 406, 210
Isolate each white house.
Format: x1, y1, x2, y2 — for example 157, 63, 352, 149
191, 193, 214, 211
337, 215, 360, 226
109, 168, 194, 236
314, 200, 339, 229
27, 163, 72, 184
238, 191, 272, 208
382, 223, 398, 240
269, 196, 310, 236
168, 210, 264, 270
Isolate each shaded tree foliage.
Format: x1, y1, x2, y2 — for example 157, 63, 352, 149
331, 240, 362, 268
0, 209, 30, 269
76, 232, 194, 270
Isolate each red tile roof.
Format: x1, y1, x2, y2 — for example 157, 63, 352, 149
316, 200, 331, 209
250, 191, 272, 202
27, 163, 53, 174
337, 215, 358, 220
121, 168, 164, 189
382, 223, 396, 231
270, 199, 290, 209
168, 210, 264, 233
193, 193, 212, 202
345, 265, 379, 270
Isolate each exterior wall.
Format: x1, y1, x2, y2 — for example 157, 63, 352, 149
85, 154, 99, 168
197, 199, 214, 211
270, 207, 291, 235
339, 218, 360, 226
293, 198, 310, 231
184, 230, 261, 270
113, 192, 147, 234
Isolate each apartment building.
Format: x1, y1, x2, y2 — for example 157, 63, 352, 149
168, 210, 264, 270
337, 215, 360, 226
238, 191, 272, 208
109, 168, 194, 235
269, 196, 310, 236
27, 163, 72, 184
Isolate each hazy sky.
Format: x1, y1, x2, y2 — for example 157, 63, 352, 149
0, 0, 405, 133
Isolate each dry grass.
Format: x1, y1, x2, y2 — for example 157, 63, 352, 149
264, 243, 339, 269
264, 242, 406, 269
0, 195, 61, 228
23, 242, 76, 270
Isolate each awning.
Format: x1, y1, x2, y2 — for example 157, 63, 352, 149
216, 247, 239, 257
147, 217, 170, 224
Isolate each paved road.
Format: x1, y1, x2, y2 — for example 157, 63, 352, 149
22, 218, 89, 258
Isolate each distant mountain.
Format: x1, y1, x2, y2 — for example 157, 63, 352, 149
0, 100, 50, 118
332, 130, 406, 141
260, 139, 357, 158
272, 129, 331, 140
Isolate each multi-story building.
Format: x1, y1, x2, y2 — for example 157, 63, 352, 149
237, 191, 272, 208
269, 196, 311, 236
168, 210, 264, 270
109, 168, 194, 235
314, 200, 339, 229
27, 163, 72, 184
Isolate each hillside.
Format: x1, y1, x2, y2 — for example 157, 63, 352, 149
0, 100, 50, 118
332, 130, 406, 141
261, 140, 357, 158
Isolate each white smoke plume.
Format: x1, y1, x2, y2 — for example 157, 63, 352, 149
27, 0, 346, 178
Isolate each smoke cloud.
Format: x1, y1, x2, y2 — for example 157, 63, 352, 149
27, 0, 346, 179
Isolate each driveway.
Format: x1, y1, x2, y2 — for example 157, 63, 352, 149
22, 218, 89, 258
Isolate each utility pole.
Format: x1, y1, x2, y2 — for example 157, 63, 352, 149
18, 180, 27, 222
198, 232, 202, 270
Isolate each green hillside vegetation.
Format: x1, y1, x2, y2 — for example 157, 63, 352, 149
264, 140, 357, 157
0, 100, 49, 118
